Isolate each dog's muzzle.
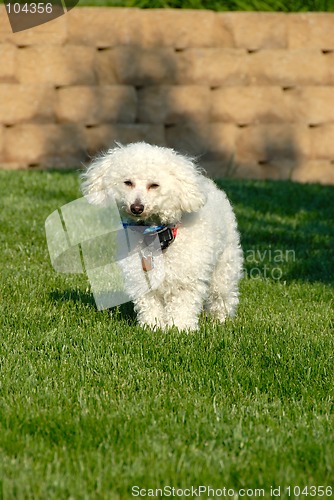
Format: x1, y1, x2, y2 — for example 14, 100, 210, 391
130, 203, 144, 216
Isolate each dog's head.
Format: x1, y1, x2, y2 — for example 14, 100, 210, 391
81, 142, 207, 224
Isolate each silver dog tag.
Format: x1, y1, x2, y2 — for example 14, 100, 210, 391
141, 255, 154, 272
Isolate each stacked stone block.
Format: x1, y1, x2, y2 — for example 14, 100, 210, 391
1, 6, 334, 183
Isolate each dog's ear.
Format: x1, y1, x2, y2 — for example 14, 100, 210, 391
173, 159, 207, 213
81, 154, 111, 206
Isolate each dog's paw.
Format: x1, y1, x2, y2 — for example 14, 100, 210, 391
165, 317, 199, 332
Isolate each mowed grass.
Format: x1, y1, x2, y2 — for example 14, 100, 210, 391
75, 0, 334, 12
2, 0, 333, 10
0, 170, 333, 499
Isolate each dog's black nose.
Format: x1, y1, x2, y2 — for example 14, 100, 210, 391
130, 203, 144, 215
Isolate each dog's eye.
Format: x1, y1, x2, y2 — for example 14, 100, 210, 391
148, 183, 160, 190
124, 180, 134, 187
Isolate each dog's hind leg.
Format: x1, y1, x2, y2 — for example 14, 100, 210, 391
205, 246, 243, 323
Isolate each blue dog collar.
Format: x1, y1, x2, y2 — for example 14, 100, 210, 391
122, 222, 166, 234
122, 223, 178, 250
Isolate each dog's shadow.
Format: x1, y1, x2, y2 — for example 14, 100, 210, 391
49, 289, 136, 322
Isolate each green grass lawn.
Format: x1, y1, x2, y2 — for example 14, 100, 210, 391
0, 170, 333, 499
75, 0, 334, 11
75, 0, 334, 12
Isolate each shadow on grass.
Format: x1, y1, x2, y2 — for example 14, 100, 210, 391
221, 180, 334, 286
50, 289, 96, 307
49, 289, 137, 322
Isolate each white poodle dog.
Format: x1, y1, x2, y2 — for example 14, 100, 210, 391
81, 142, 243, 331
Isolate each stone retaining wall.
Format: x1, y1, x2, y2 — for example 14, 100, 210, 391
1, 6, 334, 183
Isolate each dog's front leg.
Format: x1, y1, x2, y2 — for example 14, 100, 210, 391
133, 292, 166, 330
163, 290, 205, 331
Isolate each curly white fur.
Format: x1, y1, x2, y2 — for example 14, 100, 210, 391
81, 142, 243, 331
